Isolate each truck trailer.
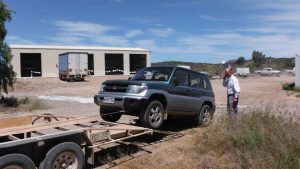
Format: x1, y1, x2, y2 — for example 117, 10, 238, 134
59, 52, 88, 81
236, 67, 250, 77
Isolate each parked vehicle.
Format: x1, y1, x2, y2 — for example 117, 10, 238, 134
59, 52, 88, 81
94, 66, 216, 129
256, 68, 281, 76
236, 67, 250, 77
0, 114, 152, 168
286, 67, 295, 76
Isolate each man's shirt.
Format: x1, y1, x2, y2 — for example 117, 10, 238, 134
222, 75, 241, 98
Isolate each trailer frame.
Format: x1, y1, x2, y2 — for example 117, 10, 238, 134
0, 114, 153, 168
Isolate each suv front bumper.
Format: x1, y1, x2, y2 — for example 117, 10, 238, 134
94, 93, 148, 110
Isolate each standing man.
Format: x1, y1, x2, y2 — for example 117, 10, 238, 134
222, 67, 241, 116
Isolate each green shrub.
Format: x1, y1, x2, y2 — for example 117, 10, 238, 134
282, 82, 295, 91
1, 96, 19, 107
0, 96, 45, 112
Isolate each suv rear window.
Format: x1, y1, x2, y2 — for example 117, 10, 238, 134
190, 72, 209, 89
131, 67, 173, 81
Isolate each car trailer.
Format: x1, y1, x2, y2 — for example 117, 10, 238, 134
0, 114, 153, 169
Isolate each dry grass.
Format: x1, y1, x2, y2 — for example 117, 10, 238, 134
121, 107, 300, 169
196, 111, 300, 169
0, 96, 47, 112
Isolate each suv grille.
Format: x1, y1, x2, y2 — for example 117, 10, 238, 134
104, 84, 128, 92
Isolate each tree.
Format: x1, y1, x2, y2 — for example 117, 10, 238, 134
252, 50, 266, 67
236, 56, 246, 65
0, 0, 15, 98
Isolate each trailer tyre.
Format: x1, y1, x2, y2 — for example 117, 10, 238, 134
40, 142, 85, 169
0, 153, 35, 169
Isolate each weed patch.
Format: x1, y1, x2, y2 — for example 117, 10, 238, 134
0, 96, 46, 112
282, 82, 300, 92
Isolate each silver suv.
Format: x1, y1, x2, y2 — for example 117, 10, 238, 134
94, 66, 215, 129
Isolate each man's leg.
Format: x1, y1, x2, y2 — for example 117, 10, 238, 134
227, 95, 234, 116
233, 98, 239, 115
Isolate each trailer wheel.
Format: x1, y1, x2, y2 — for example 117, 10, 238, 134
140, 100, 164, 129
100, 107, 122, 122
196, 105, 212, 126
0, 153, 36, 169
40, 142, 85, 169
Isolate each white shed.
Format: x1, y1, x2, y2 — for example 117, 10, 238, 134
10, 45, 151, 78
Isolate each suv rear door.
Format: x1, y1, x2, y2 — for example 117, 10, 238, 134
188, 72, 211, 113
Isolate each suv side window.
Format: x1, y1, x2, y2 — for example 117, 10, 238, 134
172, 69, 189, 87
190, 72, 209, 90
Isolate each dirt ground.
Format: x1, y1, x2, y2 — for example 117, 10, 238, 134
1, 74, 299, 168
4, 74, 299, 118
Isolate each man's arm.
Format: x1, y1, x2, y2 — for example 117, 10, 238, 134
233, 77, 240, 98
222, 73, 228, 87
222, 79, 228, 87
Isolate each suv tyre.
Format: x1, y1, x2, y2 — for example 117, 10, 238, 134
140, 100, 164, 129
196, 105, 212, 126
100, 107, 122, 122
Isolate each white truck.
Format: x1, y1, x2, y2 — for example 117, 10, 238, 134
59, 52, 88, 81
256, 68, 281, 76
236, 67, 250, 77
286, 67, 295, 76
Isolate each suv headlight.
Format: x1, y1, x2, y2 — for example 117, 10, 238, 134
99, 84, 106, 93
127, 85, 148, 94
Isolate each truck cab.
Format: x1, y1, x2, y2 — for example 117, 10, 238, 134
260, 68, 281, 76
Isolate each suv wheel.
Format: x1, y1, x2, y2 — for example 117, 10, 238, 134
196, 105, 212, 126
100, 107, 122, 122
140, 100, 164, 129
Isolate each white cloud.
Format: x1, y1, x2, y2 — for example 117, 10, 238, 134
257, 1, 300, 10
54, 20, 115, 35
49, 36, 83, 45
95, 36, 129, 46
125, 18, 165, 27
125, 29, 143, 38
147, 27, 174, 37
6, 35, 36, 45
46, 2, 300, 62
50, 20, 131, 46
198, 15, 223, 21
134, 39, 157, 49
233, 28, 296, 34
177, 32, 300, 59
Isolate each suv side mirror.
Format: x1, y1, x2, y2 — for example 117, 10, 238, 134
128, 77, 132, 80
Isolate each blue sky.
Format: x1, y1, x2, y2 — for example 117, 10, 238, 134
4, 0, 300, 63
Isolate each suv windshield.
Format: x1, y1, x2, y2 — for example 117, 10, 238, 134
131, 67, 174, 81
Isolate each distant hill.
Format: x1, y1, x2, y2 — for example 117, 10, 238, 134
152, 57, 295, 75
